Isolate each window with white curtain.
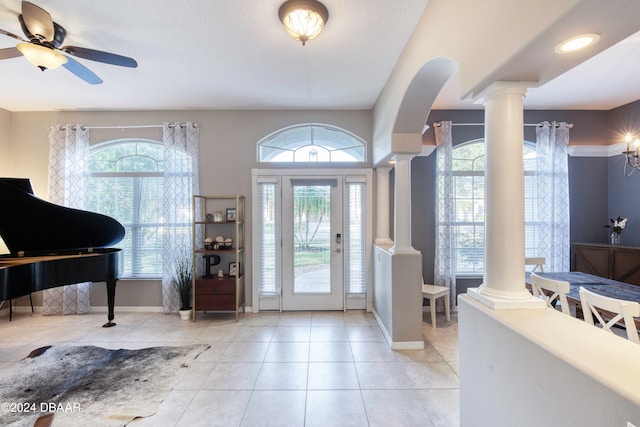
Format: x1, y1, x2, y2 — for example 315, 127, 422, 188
447, 139, 538, 275
87, 139, 168, 278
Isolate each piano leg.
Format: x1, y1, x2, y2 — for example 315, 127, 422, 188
103, 279, 117, 328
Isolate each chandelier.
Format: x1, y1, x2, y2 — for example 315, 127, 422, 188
623, 133, 640, 176
278, 0, 329, 46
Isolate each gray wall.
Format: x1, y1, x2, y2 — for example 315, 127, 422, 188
5, 109, 373, 309
414, 108, 618, 295
606, 100, 640, 247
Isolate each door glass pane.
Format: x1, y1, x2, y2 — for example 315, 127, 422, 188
346, 182, 365, 294
293, 185, 331, 293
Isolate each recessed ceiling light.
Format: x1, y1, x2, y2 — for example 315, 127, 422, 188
554, 33, 600, 53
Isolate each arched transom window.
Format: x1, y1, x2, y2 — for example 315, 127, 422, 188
258, 123, 366, 162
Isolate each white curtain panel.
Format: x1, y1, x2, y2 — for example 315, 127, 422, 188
434, 121, 457, 310
44, 124, 91, 315
536, 121, 571, 272
162, 122, 200, 312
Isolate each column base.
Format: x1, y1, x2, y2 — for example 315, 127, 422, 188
468, 285, 546, 310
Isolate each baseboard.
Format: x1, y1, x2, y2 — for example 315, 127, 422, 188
372, 309, 425, 350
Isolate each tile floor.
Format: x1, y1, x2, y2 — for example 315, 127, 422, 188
0, 309, 459, 426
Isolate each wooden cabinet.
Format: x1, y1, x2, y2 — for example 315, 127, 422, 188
192, 195, 245, 321
572, 243, 640, 286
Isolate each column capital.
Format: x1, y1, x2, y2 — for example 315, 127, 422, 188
391, 153, 415, 162
473, 81, 538, 105
375, 166, 392, 175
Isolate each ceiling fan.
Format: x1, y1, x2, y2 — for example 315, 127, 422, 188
0, 1, 137, 84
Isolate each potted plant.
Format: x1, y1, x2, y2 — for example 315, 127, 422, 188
172, 251, 193, 320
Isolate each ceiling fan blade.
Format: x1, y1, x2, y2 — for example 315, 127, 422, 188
21, 1, 54, 42
62, 55, 102, 85
62, 46, 137, 68
0, 28, 27, 42
0, 47, 22, 59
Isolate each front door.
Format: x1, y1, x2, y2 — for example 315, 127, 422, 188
281, 177, 344, 310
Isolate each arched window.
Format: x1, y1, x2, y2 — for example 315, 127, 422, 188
87, 139, 167, 278
257, 123, 366, 162
445, 139, 538, 275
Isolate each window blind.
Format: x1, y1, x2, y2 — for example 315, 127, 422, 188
258, 182, 279, 294
345, 182, 365, 294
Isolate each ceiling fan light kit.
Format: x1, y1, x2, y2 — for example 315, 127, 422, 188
279, 0, 329, 46
16, 42, 66, 70
0, 1, 137, 83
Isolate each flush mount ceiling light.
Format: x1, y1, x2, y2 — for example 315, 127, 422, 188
554, 33, 600, 54
16, 42, 67, 70
278, 0, 329, 46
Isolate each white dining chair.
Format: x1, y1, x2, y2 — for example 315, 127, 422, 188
421, 277, 450, 329
579, 286, 640, 344
525, 257, 545, 273
530, 273, 571, 315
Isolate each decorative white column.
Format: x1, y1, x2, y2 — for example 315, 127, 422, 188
468, 82, 544, 309
375, 167, 393, 246
391, 154, 418, 254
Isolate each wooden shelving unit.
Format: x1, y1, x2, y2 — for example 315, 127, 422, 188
192, 195, 245, 321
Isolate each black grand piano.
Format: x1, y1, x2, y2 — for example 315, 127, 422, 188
0, 178, 125, 327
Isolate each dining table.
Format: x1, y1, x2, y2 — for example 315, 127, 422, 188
525, 271, 640, 328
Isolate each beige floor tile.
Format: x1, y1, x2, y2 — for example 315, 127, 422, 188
0, 309, 462, 426
362, 389, 435, 427
310, 325, 350, 341
402, 361, 460, 389
232, 326, 275, 342
177, 390, 251, 427
219, 341, 269, 362
264, 341, 310, 362
305, 390, 368, 427
347, 325, 385, 341
241, 390, 306, 426
254, 362, 308, 390
271, 326, 311, 342
355, 361, 413, 389
350, 341, 400, 361
202, 362, 261, 390
416, 388, 460, 427
307, 362, 359, 389
309, 341, 353, 362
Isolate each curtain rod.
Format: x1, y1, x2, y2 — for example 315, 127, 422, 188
49, 123, 194, 131
433, 122, 573, 128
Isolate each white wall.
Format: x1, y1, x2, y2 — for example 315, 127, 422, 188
7, 109, 373, 309
459, 295, 640, 426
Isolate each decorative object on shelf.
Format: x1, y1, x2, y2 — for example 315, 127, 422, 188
226, 208, 236, 222
172, 251, 193, 320
213, 210, 224, 222
204, 237, 213, 249
229, 262, 238, 277
278, 0, 329, 46
205, 213, 213, 222
218, 269, 224, 278
623, 133, 640, 176
605, 216, 627, 245
202, 254, 221, 278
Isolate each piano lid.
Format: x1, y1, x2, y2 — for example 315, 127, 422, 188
0, 178, 125, 255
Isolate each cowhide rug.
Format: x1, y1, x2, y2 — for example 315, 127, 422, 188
0, 344, 210, 427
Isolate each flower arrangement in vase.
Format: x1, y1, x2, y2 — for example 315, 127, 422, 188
605, 216, 627, 245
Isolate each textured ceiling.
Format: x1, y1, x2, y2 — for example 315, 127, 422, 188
0, 0, 638, 113
0, 0, 429, 111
